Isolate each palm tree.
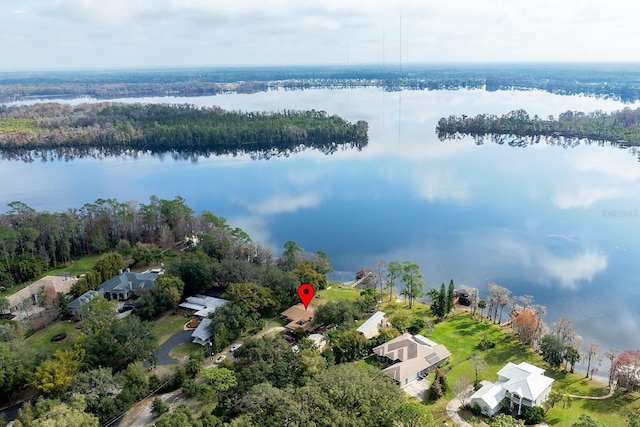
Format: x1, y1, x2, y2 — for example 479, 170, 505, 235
399, 288, 409, 304
564, 345, 580, 373
478, 300, 487, 321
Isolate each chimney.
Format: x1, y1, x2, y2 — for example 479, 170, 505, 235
118, 269, 123, 275
126, 268, 130, 273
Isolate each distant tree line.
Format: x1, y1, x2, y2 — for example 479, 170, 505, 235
0, 103, 369, 156
3, 64, 640, 102
437, 108, 640, 147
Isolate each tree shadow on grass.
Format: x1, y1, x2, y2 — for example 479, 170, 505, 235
581, 390, 640, 414
483, 341, 524, 365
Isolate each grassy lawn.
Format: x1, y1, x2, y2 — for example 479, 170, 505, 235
0, 255, 101, 298
151, 313, 188, 345
418, 312, 640, 426
0, 282, 30, 298
169, 342, 202, 359
24, 319, 84, 353
544, 371, 640, 426
47, 255, 101, 277
379, 298, 432, 318
315, 286, 361, 304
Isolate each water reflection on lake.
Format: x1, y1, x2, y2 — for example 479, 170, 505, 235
2, 87, 640, 355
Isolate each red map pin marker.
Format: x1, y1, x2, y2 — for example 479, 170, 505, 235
297, 283, 315, 309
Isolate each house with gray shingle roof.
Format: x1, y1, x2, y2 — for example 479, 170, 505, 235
67, 289, 104, 318
99, 270, 159, 301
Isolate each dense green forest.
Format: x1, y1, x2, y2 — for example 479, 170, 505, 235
0, 196, 276, 292
0, 103, 368, 157
436, 108, 640, 150
0, 195, 437, 426
2, 63, 640, 102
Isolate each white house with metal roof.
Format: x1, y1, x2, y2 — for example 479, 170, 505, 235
469, 361, 554, 416
178, 295, 228, 318
357, 311, 389, 339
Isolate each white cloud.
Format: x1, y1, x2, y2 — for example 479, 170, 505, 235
3, 0, 640, 69
554, 187, 631, 209
250, 193, 321, 215
413, 170, 469, 202
226, 214, 276, 251
538, 250, 608, 290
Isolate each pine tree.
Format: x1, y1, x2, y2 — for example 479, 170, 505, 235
446, 279, 455, 317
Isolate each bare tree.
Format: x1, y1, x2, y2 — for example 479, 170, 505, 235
487, 282, 511, 324
469, 288, 479, 318
517, 295, 534, 311
552, 315, 580, 347
582, 340, 601, 379
589, 355, 602, 380
470, 353, 488, 388
374, 258, 388, 303
452, 377, 473, 407
487, 283, 499, 323
605, 348, 618, 388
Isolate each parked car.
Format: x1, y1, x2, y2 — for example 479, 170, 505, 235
230, 343, 242, 353
118, 302, 135, 313
215, 355, 227, 364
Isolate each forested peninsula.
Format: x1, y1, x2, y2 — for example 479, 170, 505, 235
436, 108, 640, 147
0, 103, 368, 157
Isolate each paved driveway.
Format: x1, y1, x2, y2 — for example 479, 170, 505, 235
402, 379, 430, 400
154, 330, 193, 365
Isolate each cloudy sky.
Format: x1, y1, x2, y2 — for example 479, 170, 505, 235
2, 0, 640, 70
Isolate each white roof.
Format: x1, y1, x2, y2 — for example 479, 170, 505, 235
357, 311, 387, 339
178, 295, 228, 317
496, 362, 554, 401
191, 318, 213, 345
308, 333, 327, 350
470, 382, 506, 409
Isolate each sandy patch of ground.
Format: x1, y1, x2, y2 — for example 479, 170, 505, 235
119, 389, 187, 427
402, 379, 430, 400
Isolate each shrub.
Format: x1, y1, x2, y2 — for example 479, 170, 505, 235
519, 405, 545, 425
470, 403, 483, 416
151, 397, 169, 417
478, 335, 496, 350
182, 379, 198, 398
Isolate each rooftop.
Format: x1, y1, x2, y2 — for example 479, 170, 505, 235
178, 295, 228, 317
373, 333, 451, 383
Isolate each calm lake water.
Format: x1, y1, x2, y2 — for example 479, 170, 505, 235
2, 88, 640, 359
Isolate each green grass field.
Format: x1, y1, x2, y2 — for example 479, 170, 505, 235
24, 319, 84, 353
419, 311, 640, 426
169, 342, 202, 359
0, 255, 100, 298
151, 313, 188, 345
47, 255, 101, 276
315, 286, 361, 304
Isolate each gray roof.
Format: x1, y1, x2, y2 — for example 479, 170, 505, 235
67, 289, 103, 310
178, 295, 228, 317
99, 272, 157, 294
191, 318, 213, 345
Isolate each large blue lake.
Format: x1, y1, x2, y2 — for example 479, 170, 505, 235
2, 88, 640, 358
